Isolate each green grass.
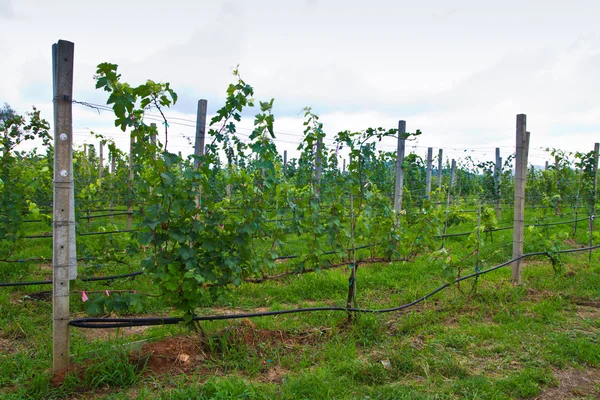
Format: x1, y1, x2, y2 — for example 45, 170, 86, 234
1, 208, 599, 399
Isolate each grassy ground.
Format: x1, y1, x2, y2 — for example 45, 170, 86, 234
1, 208, 599, 399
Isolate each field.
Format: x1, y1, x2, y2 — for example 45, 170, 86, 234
2, 49, 600, 399
1, 208, 600, 399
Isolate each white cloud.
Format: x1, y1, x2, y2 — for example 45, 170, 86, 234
2, 0, 600, 167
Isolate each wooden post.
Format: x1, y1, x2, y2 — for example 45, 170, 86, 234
450, 159, 456, 189
544, 160, 548, 171
315, 136, 323, 193
425, 147, 433, 198
52, 39, 75, 374
512, 115, 528, 285
438, 149, 443, 190
283, 150, 287, 176
589, 215, 594, 263
98, 141, 103, 188
150, 123, 157, 161
554, 155, 560, 214
441, 159, 456, 247
342, 158, 346, 174
394, 121, 406, 216
83, 143, 88, 182
194, 99, 207, 170
110, 150, 116, 219
494, 148, 502, 220
593, 143, 599, 211
127, 134, 134, 229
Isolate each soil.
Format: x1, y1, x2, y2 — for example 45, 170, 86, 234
132, 335, 201, 375
0, 337, 18, 355
128, 322, 325, 377
78, 325, 150, 342
536, 368, 600, 399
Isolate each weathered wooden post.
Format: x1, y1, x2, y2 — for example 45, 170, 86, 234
394, 121, 406, 221
512, 115, 529, 285
52, 39, 76, 374
425, 147, 433, 198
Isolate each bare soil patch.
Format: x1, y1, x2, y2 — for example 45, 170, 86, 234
133, 335, 201, 375
536, 368, 600, 399
0, 337, 18, 355
78, 325, 151, 342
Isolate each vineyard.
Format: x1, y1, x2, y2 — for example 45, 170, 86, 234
1, 40, 599, 399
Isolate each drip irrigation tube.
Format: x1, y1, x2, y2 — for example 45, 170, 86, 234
0, 271, 143, 287
68, 244, 600, 329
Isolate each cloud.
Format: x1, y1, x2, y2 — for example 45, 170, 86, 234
0, 0, 23, 19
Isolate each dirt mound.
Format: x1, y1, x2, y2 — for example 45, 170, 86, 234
133, 335, 201, 375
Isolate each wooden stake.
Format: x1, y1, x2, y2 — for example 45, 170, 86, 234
512, 115, 528, 285
98, 141, 103, 188
394, 121, 406, 217
450, 159, 457, 189
315, 136, 323, 194
127, 134, 134, 230
194, 100, 207, 170
110, 150, 116, 219
283, 150, 287, 176
593, 143, 599, 211
194, 100, 208, 209
52, 39, 75, 374
425, 147, 432, 198
438, 149, 443, 190
494, 148, 502, 220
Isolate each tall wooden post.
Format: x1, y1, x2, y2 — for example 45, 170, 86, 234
315, 136, 323, 193
283, 150, 287, 176
425, 147, 433, 198
512, 115, 529, 285
438, 149, 443, 190
593, 142, 599, 212
52, 39, 75, 374
194, 99, 207, 170
150, 124, 157, 162
450, 159, 457, 189
495, 148, 502, 220
110, 150, 116, 218
394, 121, 406, 217
127, 134, 134, 229
98, 141, 103, 188
441, 159, 457, 247
342, 158, 346, 174
194, 100, 208, 208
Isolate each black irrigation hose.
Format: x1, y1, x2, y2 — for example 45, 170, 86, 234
0, 271, 143, 287
79, 212, 133, 220
0, 256, 99, 264
0, 244, 377, 286
23, 229, 137, 239
439, 216, 590, 239
68, 244, 600, 329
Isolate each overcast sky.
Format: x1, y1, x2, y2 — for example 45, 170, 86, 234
2, 0, 600, 166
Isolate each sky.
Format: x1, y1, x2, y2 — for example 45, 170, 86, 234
1, 0, 600, 167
